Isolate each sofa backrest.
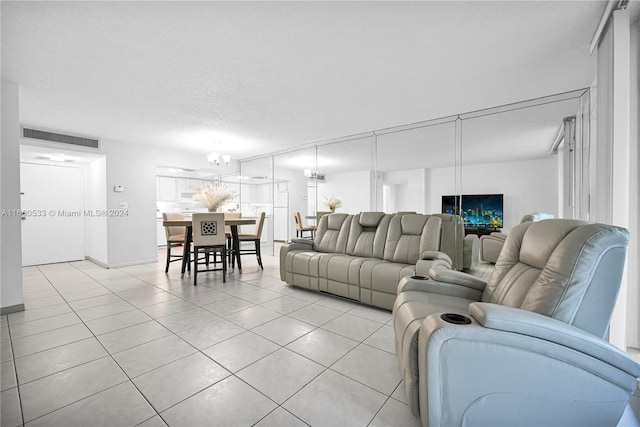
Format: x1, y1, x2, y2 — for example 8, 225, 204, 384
346, 212, 392, 258
431, 213, 464, 270
383, 214, 442, 264
481, 219, 629, 338
520, 212, 555, 223
313, 213, 352, 254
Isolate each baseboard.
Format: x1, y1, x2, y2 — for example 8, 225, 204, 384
85, 256, 158, 269
106, 258, 158, 269
85, 256, 109, 268
1, 303, 25, 315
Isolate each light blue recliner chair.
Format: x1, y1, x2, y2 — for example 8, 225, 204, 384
393, 219, 640, 426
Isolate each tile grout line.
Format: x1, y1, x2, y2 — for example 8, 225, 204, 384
70, 259, 313, 425
19, 265, 168, 425
5, 307, 26, 427
13, 255, 408, 426
24, 262, 247, 424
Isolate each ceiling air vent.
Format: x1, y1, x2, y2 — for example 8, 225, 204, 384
22, 128, 99, 149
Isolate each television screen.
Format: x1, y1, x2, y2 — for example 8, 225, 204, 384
441, 195, 461, 215
442, 194, 503, 229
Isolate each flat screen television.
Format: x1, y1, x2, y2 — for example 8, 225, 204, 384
442, 194, 503, 229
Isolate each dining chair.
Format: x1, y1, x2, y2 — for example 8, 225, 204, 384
238, 211, 266, 269
224, 212, 242, 263
162, 212, 188, 273
294, 211, 315, 238
192, 213, 226, 285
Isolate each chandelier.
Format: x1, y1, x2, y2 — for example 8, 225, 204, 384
207, 152, 231, 166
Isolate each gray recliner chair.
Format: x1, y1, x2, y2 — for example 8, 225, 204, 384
480, 212, 555, 263
393, 219, 639, 426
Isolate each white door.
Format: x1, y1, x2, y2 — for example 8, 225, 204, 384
20, 163, 84, 266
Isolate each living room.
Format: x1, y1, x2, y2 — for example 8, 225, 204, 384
1, 1, 639, 426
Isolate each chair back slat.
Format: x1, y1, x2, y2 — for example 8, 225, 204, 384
224, 212, 242, 235
192, 213, 226, 247
254, 212, 266, 238
162, 212, 185, 240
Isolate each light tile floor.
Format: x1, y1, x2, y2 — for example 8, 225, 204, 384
1, 250, 638, 426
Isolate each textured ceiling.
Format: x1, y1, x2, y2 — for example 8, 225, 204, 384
2, 1, 610, 161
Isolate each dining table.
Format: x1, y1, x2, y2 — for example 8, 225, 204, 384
162, 217, 256, 275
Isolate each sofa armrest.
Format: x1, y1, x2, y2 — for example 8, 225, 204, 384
415, 251, 453, 276
421, 250, 452, 263
397, 275, 483, 300
428, 268, 487, 293
469, 302, 640, 377
290, 238, 314, 245
488, 231, 507, 240
418, 308, 640, 426
279, 239, 315, 280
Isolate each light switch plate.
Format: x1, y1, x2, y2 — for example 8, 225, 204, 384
114, 185, 124, 192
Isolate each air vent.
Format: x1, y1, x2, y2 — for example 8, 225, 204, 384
22, 128, 99, 149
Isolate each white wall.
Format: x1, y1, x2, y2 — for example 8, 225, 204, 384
98, 140, 156, 266
1, 80, 24, 313
318, 170, 372, 214
430, 157, 558, 232
382, 169, 427, 213
84, 157, 108, 265
102, 141, 227, 266
17, 137, 220, 268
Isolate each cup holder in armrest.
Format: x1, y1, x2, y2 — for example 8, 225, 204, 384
440, 313, 472, 325
410, 275, 428, 280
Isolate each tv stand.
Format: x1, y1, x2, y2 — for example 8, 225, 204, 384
465, 227, 500, 237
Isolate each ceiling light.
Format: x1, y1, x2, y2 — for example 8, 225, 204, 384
207, 152, 231, 166
304, 169, 324, 180
48, 154, 67, 162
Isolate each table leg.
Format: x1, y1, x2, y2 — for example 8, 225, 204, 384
231, 225, 242, 273
181, 226, 192, 277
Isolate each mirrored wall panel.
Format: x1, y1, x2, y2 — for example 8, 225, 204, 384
376, 119, 458, 215
273, 147, 317, 242
235, 89, 589, 267
238, 156, 274, 255
459, 89, 588, 232
315, 136, 374, 214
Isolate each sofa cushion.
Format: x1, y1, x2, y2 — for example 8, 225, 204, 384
314, 213, 351, 253
318, 254, 365, 300
359, 260, 416, 310
359, 211, 386, 227
384, 215, 441, 264
346, 212, 392, 258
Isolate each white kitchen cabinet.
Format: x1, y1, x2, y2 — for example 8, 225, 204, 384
157, 177, 177, 201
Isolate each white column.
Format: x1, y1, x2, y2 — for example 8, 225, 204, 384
1, 80, 24, 314
595, 9, 631, 350
625, 18, 639, 349
609, 9, 631, 350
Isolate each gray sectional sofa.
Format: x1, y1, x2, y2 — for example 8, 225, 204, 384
279, 212, 450, 310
